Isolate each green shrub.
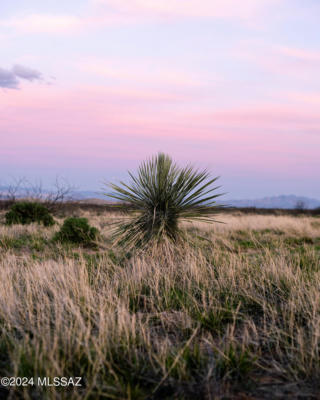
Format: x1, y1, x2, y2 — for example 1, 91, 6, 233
54, 217, 99, 247
5, 202, 55, 227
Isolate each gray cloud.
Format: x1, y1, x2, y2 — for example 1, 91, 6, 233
0, 67, 19, 88
0, 64, 42, 89
12, 64, 42, 81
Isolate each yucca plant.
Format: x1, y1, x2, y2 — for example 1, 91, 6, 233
106, 153, 222, 248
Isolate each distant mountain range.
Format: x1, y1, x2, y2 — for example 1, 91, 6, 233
1, 186, 320, 209
226, 195, 320, 209
73, 192, 320, 210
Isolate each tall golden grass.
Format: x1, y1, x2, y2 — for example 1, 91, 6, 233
0, 210, 319, 399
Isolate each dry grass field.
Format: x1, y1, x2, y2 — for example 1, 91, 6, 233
0, 208, 320, 399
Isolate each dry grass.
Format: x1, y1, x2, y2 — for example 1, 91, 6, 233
0, 210, 319, 399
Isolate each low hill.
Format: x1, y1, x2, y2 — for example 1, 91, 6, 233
226, 195, 320, 209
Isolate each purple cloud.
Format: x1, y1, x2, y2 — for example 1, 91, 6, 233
0, 65, 42, 89
0, 67, 19, 88
12, 64, 42, 81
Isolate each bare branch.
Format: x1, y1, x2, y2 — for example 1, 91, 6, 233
0, 176, 76, 211
44, 177, 76, 211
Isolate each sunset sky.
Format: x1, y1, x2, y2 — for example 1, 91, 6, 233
1, 0, 319, 199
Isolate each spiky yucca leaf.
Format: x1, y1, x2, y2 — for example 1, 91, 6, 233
106, 153, 222, 248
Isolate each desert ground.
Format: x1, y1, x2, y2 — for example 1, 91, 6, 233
0, 207, 319, 399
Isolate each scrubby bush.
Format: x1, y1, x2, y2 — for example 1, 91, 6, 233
54, 217, 99, 247
5, 202, 55, 226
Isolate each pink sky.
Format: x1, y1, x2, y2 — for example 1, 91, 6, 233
1, 0, 320, 198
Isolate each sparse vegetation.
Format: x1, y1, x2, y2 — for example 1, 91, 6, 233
0, 209, 319, 399
107, 153, 222, 249
5, 201, 55, 226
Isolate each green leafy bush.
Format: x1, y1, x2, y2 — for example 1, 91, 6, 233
54, 217, 99, 247
5, 202, 55, 227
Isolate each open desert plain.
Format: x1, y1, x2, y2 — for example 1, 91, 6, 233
2, 0, 320, 398
0, 204, 319, 399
